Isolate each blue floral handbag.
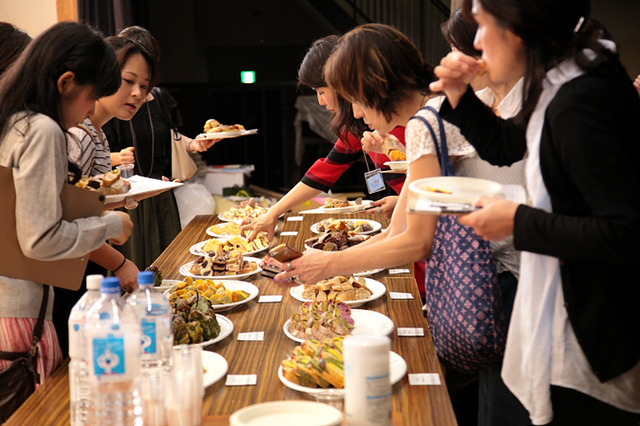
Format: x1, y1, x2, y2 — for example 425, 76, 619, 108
411, 106, 507, 374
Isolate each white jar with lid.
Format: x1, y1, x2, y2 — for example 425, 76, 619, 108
343, 335, 392, 426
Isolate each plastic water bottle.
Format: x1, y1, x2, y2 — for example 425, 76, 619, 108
86, 276, 143, 425
68, 274, 103, 426
127, 270, 172, 425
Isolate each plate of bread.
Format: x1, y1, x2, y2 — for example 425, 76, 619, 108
189, 235, 270, 257
289, 276, 386, 308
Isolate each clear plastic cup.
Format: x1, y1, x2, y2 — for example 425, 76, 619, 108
165, 345, 203, 426
117, 163, 134, 178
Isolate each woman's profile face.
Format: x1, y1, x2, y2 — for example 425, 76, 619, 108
96, 52, 150, 121
315, 86, 339, 113
472, 2, 525, 84
352, 101, 393, 134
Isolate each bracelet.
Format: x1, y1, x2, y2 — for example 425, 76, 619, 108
110, 255, 127, 273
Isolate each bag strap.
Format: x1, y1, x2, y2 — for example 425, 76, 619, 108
0, 285, 49, 361
409, 106, 454, 177
152, 87, 176, 130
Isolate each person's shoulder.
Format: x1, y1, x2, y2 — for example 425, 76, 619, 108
11, 112, 60, 139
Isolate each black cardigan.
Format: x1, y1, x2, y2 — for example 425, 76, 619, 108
440, 60, 640, 382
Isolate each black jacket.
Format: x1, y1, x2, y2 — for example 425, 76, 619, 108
440, 60, 640, 382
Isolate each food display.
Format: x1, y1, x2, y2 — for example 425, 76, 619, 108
322, 197, 362, 209
220, 198, 269, 222
75, 168, 130, 195
170, 286, 221, 345
305, 230, 370, 251
301, 275, 372, 303
203, 118, 245, 134
199, 235, 269, 256
281, 337, 345, 389
313, 218, 373, 234
167, 277, 250, 307
287, 300, 355, 340
188, 251, 259, 277
207, 222, 244, 236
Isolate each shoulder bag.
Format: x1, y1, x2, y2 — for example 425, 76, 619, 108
411, 106, 507, 374
153, 87, 197, 181
0, 285, 49, 422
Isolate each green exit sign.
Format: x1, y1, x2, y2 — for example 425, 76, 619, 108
241, 71, 256, 84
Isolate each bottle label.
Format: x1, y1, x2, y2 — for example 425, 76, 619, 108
141, 319, 157, 354
92, 333, 126, 377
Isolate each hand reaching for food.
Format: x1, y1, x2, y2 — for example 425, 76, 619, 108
113, 259, 139, 293
240, 212, 278, 242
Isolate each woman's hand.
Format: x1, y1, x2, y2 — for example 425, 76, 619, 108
108, 211, 133, 245
429, 51, 482, 108
117, 147, 135, 165
240, 212, 278, 242
633, 73, 640, 97
457, 196, 518, 241
361, 131, 385, 153
363, 196, 398, 219
267, 249, 336, 286
187, 135, 221, 152
114, 259, 139, 293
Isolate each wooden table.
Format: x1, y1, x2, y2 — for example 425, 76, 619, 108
7, 213, 457, 426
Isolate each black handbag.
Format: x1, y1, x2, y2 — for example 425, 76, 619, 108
0, 285, 49, 422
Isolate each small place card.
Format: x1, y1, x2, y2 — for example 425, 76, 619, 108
397, 327, 425, 337
409, 373, 441, 386
280, 231, 298, 236
237, 332, 264, 341
225, 374, 257, 386
389, 268, 411, 275
390, 292, 414, 300
258, 295, 282, 303
287, 216, 304, 221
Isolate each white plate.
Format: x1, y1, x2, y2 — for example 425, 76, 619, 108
283, 309, 394, 343
310, 219, 381, 235
320, 200, 372, 213
104, 175, 183, 203
384, 160, 408, 171
189, 239, 268, 257
218, 208, 270, 223
289, 278, 386, 308
183, 314, 233, 347
408, 176, 503, 206
179, 257, 262, 280
229, 400, 343, 426
202, 351, 228, 388
195, 128, 258, 140
165, 280, 259, 312
206, 223, 241, 238
353, 268, 385, 277
277, 351, 407, 397
155, 279, 181, 293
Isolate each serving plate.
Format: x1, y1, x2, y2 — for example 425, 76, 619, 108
289, 277, 386, 308
310, 219, 381, 235
176, 314, 234, 348
407, 176, 503, 213
165, 280, 259, 313
353, 268, 385, 277
179, 256, 262, 280
320, 200, 372, 213
283, 309, 394, 343
189, 238, 268, 257
206, 222, 243, 238
104, 175, 183, 203
195, 129, 258, 140
277, 351, 407, 396
202, 351, 228, 388
229, 400, 343, 426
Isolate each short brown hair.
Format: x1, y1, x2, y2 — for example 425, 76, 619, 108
324, 23, 434, 122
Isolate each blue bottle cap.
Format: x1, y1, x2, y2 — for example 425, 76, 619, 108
138, 270, 155, 286
101, 277, 121, 294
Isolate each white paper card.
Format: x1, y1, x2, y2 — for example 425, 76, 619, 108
237, 332, 264, 341
286, 216, 304, 221
258, 295, 282, 303
389, 268, 411, 275
225, 374, 257, 386
397, 327, 425, 337
409, 373, 441, 386
390, 292, 414, 300
280, 231, 298, 236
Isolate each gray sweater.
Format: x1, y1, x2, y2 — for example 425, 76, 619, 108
0, 112, 122, 319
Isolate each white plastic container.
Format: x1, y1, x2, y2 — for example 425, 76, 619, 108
203, 164, 254, 195
86, 277, 143, 425
127, 271, 172, 426
343, 335, 392, 426
68, 274, 103, 426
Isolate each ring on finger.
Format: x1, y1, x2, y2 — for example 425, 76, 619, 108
286, 262, 293, 271
376, 206, 381, 214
